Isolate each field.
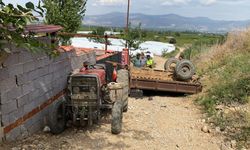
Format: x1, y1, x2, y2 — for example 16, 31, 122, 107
80, 25, 224, 47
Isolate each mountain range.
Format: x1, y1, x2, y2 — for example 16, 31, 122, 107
83, 12, 250, 33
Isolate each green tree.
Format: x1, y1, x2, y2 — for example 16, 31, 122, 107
88, 27, 107, 44
0, 1, 54, 56
122, 23, 144, 50
43, 0, 87, 44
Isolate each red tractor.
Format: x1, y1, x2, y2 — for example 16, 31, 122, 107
49, 63, 129, 134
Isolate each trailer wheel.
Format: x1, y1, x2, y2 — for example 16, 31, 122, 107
175, 59, 195, 81
164, 57, 180, 72
111, 101, 123, 134
49, 99, 66, 134
117, 69, 129, 112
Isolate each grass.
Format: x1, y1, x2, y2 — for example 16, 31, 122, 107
194, 29, 250, 148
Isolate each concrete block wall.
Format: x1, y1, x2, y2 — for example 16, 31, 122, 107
0, 46, 96, 141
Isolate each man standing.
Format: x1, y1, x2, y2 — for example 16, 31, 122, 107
132, 53, 142, 68
146, 54, 154, 68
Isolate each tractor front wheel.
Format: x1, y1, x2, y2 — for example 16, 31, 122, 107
49, 99, 66, 134
111, 101, 123, 134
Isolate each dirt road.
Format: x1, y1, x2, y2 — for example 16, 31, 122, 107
2, 56, 225, 150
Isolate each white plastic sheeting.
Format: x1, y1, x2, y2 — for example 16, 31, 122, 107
71, 37, 175, 56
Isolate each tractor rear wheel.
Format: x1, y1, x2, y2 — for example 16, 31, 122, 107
111, 101, 123, 134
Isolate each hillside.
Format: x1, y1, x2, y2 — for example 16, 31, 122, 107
83, 12, 250, 33
189, 29, 250, 149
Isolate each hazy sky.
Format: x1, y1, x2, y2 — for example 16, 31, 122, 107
4, 0, 250, 21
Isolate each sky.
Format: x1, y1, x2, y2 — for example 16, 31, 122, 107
4, 0, 250, 21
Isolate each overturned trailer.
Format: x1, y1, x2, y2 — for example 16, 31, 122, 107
130, 68, 202, 94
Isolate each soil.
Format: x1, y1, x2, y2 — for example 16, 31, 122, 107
1, 56, 225, 150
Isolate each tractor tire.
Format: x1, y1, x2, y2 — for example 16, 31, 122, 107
123, 98, 128, 112
117, 69, 129, 86
175, 59, 195, 81
49, 99, 66, 134
117, 69, 129, 112
164, 57, 180, 72
111, 101, 123, 134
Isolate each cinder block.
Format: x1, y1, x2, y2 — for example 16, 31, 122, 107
23, 61, 35, 73
36, 58, 46, 68
48, 64, 54, 73
16, 73, 29, 86
1, 100, 17, 115
43, 74, 53, 84
9, 106, 24, 124
40, 65, 49, 76
30, 89, 43, 101
0, 91, 8, 104
8, 64, 24, 76
44, 90, 53, 100
1, 114, 10, 126
23, 101, 35, 115
28, 69, 40, 81
19, 51, 33, 63
7, 86, 22, 101
17, 93, 30, 107
0, 67, 10, 80
3, 53, 19, 67
22, 82, 35, 95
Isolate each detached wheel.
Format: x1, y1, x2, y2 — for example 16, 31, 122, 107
49, 99, 66, 134
111, 101, 123, 134
164, 57, 180, 72
175, 59, 195, 81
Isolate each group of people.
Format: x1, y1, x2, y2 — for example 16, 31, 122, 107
132, 52, 154, 68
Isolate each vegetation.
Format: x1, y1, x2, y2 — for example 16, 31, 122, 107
193, 29, 250, 148
87, 26, 110, 44
80, 26, 225, 50
121, 23, 145, 50
0, 1, 55, 55
43, 0, 87, 44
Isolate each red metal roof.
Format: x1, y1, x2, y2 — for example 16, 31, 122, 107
25, 24, 62, 33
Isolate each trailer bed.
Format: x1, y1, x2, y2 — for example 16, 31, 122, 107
130, 68, 202, 94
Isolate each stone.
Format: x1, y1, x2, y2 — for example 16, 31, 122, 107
43, 126, 50, 133
11, 147, 19, 150
148, 97, 153, 101
215, 126, 221, 132
230, 140, 237, 148
201, 126, 209, 133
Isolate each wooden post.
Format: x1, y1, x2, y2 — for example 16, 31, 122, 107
105, 35, 108, 54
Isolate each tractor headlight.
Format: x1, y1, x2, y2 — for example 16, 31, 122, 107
73, 87, 80, 94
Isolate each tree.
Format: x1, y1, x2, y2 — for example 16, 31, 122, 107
43, 0, 87, 44
122, 23, 144, 50
0, 1, 54, 56
88, 27, 108, 44
169, 38, 177, 44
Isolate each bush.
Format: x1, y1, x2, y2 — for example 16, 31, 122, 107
169, 38, 177, 44
195, 29, 250, 147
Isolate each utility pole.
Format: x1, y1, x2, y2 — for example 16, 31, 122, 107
125, 0, 130, 48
